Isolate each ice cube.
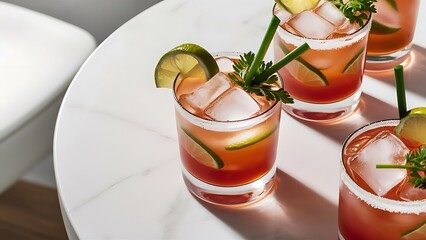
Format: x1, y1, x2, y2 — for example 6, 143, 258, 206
315, 1, 347, 26
344, 135, 373, 157
177, 94, 199, 114
334, 19, 359, 36
287, 10, 335, 39
348, 131, 409, 196
275, 8, 292, 25
282, 24, 299, 36
179, 72, 232, 112
205, 87, 261, 121
216, 57, 235, 73
399, 177, 426, 201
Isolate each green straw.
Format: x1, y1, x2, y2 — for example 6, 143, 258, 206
244, 15, 281, 85
394, 65, 407, 119
243, 15, 310, 86
260, 43, 310, 80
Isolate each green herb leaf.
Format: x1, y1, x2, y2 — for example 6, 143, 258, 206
228, 53, 294, 104
228, 43, 309, 103
226, 15, 309, 104
329, 0, 377, 26
376, 145, 426, 189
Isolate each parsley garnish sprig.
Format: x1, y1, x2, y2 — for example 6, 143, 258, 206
329, 0, 377, 26
377, 145, 426, 189
230, 52, 293, 103
228, 15, 310, 103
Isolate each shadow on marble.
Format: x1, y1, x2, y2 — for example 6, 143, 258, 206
365, 44, 426, 98
199, 169, 338, 240
288, 92, 398, 146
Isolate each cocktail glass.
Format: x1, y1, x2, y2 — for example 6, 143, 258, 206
339, 119, 426, 240
173, 53, 282, 206
366, 0, 420, 71
273, 2, 372, 122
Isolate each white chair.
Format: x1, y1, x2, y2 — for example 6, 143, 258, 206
0, 1, 96, 193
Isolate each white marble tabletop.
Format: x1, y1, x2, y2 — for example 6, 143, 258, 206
54, 0, 426, 239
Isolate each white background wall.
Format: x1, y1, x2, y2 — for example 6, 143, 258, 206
2, 0, 162, 44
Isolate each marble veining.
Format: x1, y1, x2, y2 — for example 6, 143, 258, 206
54, 0, 426, 239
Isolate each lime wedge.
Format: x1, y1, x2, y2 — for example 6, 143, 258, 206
278, 41, 328, 86
401, 221, 426, 240
408, 107, 426, 115
225, 126, 277, 150
181, 128, 224, 169
370, 0, 401, 35
394, 109, 426, 145
155, 43, 219, 88
342, 48, 364, 74
274, 0, 320, 14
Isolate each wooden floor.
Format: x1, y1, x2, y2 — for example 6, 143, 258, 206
0, 181, 68, 240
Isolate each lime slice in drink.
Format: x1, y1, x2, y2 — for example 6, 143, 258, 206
394, 108, 426, 145
181, 128, 224, 169
277, 41, 328, 86
155, 43, 219, 88
371, 21, 401, 35
286, 59, 329, 86
370, 0, 401, 35
225, 126, 277, 150
385, 0, 398, 11
274, 0, 320, 14
401, 221, 426, 240
342, 48, 364, 74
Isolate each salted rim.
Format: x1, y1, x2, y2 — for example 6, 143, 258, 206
173, 52, 281, 132
273, 3, 372, 50
341, 119, 426, 214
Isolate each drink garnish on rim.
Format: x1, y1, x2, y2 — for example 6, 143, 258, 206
154, 11, 310, 171
373, 65, 426, 239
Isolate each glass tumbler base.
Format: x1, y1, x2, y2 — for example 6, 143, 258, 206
182, 167, 276, 207
282, 88, 361, 122
365, 45, 412, 71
